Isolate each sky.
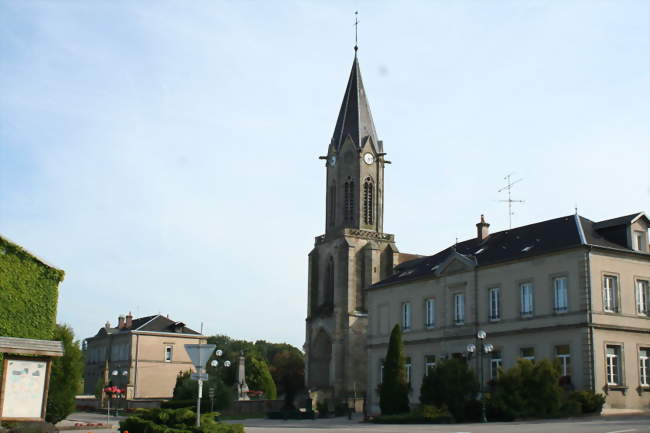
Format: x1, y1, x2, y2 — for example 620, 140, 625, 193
1, 1, 648, 349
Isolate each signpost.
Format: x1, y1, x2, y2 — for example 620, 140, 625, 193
185, 343, 216, 428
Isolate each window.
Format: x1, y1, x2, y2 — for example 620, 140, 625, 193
606, 345, 622, 385
554, 277, 568, 313
520, 283, 534, 317
405, 357, 412, 383
379, 359, 384, 384
324, 256, 334, 307
424, 298, 435, 328
363, 178, 374, 225
637, 280, 649, 316
520, 347, 535, 362
490, 351, 502, 379
164, 345, 173, 362
634, 230, 647, 252
328, 183, 336, 226
603, 275, 619, 312
453, 293, 465, 325
640, 348, 649, 387
401, 302, 411, 330
344, 181, 354, 223
425, 355, 436, 375
555, 345, 571, 377
488, 288, 500, 321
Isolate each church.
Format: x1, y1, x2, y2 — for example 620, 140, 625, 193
303, 47, 419, 403
304, 47, 650, 413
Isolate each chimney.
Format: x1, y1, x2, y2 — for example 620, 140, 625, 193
118, 315, 125, 329
476, 214, 490, 242
125, 312, 133, 328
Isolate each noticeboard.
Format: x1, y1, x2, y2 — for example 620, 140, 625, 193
0, 356, 52, 421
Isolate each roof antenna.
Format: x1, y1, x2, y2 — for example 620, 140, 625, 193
354, 11, 359, 54
498, 173, 525, 229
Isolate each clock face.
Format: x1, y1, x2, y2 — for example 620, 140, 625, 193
363, 153, 374, 165
329, 155, 337, 167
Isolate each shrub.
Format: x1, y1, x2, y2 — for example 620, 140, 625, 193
119, 408, 243, 433
372, 405, 452, 424
378, 324, 410, 415
491, 359, 563, 419
569, 390, 606, 414
419, 358, 479, 422
45, 324, 85, 424
2, 422, 57, 433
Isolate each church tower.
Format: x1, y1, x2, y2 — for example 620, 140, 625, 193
305, 49, 401, 402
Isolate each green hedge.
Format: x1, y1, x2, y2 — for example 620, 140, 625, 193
372, 405, 453, 424
119, 408, 243, 433
0, 237, 64, 340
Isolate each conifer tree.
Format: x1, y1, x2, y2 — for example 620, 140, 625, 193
379, 324, 410, 414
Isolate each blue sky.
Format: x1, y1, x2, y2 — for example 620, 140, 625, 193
1, 1, 648, 349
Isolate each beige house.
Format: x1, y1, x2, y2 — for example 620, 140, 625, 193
366, 213, 650, 413
84, 313, 206, 400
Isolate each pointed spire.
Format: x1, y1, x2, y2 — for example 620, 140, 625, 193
331, 54, 380, 152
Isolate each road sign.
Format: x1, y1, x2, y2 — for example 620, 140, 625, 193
191, 373, 209, 381
185, 344, 216, 368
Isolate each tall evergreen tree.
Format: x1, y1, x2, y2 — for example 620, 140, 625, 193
379, 324, 410, 415
46, 324, 84, 423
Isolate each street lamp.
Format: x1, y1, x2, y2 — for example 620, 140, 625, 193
466, 330, 493, 423
106, 369, 128, 422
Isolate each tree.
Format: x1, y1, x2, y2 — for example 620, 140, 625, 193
378, 324, 410, 415
247, 357, 277, 400
172, 369, 233, 411
46, 324, 84, 424
419, 358, 479, 421
270, 350, 305, 408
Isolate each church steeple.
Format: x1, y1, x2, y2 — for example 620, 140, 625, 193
325, 52, 386, 234
330, 55, 381, 153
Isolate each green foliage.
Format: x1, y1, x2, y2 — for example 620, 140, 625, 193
45, 324, 85, 424
419, 358, 479, 422
206, 335, 303, 401
568, 390, 606, 414
94, 376, 105, 400
491, 358, 563, 419
1, 422, 57, 433
0, 237, 63, 340
269, 350, 304, 407
247, 357, 277, 400
172, 370, 233, 411
372, 405, 452, 424
378, 324, 410, 415
119, 408, 243, 433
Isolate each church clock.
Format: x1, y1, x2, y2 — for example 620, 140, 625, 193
363, 152, 374, 165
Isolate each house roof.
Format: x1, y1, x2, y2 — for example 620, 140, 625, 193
331, 54, 381, 152
93, 314, 200, 337
371, 213, 648, 289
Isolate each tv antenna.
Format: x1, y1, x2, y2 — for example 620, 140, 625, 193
498, 173, 524, 229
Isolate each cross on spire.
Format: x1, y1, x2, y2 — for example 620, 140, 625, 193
354, 11, 359, 53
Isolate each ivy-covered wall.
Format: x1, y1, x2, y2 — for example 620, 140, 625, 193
0, 236, 64, 340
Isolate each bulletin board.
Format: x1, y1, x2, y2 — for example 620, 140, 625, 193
0, 356, 52, 421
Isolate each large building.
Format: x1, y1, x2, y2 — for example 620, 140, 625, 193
84, 313, 206, 401
304, 49, 417, 401
366, 213, 649, 412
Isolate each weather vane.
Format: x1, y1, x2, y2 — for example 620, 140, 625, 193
354, 11, 359, 52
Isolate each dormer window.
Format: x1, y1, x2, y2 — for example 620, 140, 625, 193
634, 230, 647, 252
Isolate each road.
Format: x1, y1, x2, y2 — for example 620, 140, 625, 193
233, 414, 650, 433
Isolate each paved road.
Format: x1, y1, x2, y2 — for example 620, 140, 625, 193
233, 414, 650, 433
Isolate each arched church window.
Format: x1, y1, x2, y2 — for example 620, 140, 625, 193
325, 256, 334, 307
344, 180, 354, 223
363, 177, 374, 225
329, 183, 336, 226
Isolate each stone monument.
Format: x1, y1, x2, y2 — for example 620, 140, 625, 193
236, 350, 249, 400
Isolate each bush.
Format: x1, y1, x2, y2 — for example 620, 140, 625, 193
491, 359, 563, 419
45, 324, 85, 424
119, 408, 243, 433
372, 405, 452, 424
2, 422, 57, 433
569, 390, 606, 414
378, 324, 410, 415
419, 358, 479, 422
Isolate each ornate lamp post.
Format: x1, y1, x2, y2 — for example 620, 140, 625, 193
466, 330, 494, 423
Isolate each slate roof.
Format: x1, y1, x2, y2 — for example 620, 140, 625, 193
371, 213, 648, 289
331, 54, 381, 152
93, 314, 200, 337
